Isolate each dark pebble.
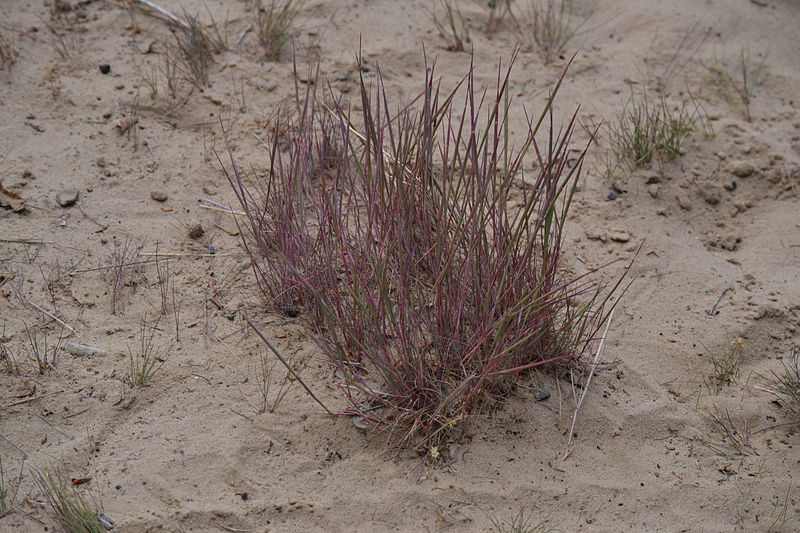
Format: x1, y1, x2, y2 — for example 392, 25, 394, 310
607, 192, 618, 201
99, 64, 111, 74
240, 492, 249, 501
532, 389, 551, 401
187, 223, 204, 240
115, 485, 122, 490
283, 308, 299, 318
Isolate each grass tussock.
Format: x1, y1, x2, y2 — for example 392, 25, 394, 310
432, 0, 471, 52
32, 467, 105, 533
514, 0, 584, 64
703, 47, 766, 123
225, 55, 627, 453
0, 29, 19, 71
766, 350, 800, 424
608, 90, 704, 168
254, 0, 304, 60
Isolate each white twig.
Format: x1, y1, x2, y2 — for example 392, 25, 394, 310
20, 298, 76, 335
133, 0, 189, 29
562, 309, 615, 461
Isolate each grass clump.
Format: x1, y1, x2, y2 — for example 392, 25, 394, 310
127, 316, 167, 388
31, 467, 105, 533
766, 350, 800, 424
608, 90, 701, 168
226, 54, 626, 453
703, 47, 766, 123
707, 337, 744, 394
432, 0, 471, 52
0, 29, 19, 71
168, 12, 217, 88
485, 507, 552, 533
703, 408, 757, 460
253, 0, 303, 60
514, 0, 583, 64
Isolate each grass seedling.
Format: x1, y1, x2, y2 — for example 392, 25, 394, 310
31, 467, 104, 533
484, 0, 516, 34
703, 47, 767, 123
23, 322, 71, 374
0, 456, 24, 518
169, 11, 214, 87
707, 337, 744, 394
433, 0, 471, 52
226, 53, 628, 453
251, 348, 307, 414
515, 0, 583, 64
127, 315, 167, 388
608, 90, 699, 168
765, 350, 800, 423
703, 408, 757, 459
104, 237, 143, 315
0, 29, 19, 71
484, 506, 552, 533
1, 324, 21, 374
253, 0, 304, 60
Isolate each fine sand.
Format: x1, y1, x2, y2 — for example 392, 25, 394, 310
1, 0, 799, 531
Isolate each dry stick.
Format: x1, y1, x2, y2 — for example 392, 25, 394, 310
199, 204, 246, 216
68, 258, 169, 275
246, 319, 333, 415
0, 238, 51, 244
18, 296, 76, 335
706, 287, 731, 316
562, 309, 615, 461
2, 389, 65, 408
0, 434, 28, 459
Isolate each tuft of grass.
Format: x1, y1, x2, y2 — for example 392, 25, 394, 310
766, 349, 800, 423
514, 0, 583, 64
0, 29, 19, 71
251, 348, 307, 414
31, 467, 105, 533
253, 0, 304, 60
1, 324, 22, 374
484, 0, 516, 34
703, 47, 766, 123
707, 337, 744, 394
169, 12, 215, 87
127, 315, 167, 388
104, 237, 144, 315
484, 506, 552, 533
0, 456, 24, 518
226, 53, 628, 453
703, 408, 757, 459
23, 322, 71, 374
432, 0, 471, 52
608, 90, 701, 168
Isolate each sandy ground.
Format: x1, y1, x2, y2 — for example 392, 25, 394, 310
1, 0, 799, 531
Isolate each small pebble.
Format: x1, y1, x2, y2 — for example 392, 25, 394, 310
150, 191, 168, 202
609, 230, 631, 243
532, 389, 551, 402
607, 192, 618, 201
611, 182, 625, 194
647, 184, 659, 198
337, 72, 350, 81
99, 64, 111, 74
188, 223, 204, 240
728, 160, 755, 178
56, 188, 79, 207
723, 181, 737, 191
676, 191, 692, 211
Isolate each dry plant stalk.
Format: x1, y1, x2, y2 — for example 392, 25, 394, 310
104, 237, 144, 315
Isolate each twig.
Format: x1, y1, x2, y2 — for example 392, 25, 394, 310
199, 204, 246, 216
68, 258, 168, 275
562, 309, 614, 461
247, 319, 333, 415
3, 389, 65, 408
0, 238, 51, 244
139, 252, 229, 257
18, 297, 76, 335
132, 0, 189, 29
0, 434, 28, 459
199, 197, 246, 215
706, 287, 731, 316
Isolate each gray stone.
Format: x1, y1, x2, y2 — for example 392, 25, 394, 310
150, 191, 168, 202
56, 188, 79, 207
728, 161, 755, 178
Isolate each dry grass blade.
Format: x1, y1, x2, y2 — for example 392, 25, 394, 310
0, 456, 24, 518
432, 0, 471, 52
703, 408, 757, 459
514, 0, 584, 64
765, 349, 800, 423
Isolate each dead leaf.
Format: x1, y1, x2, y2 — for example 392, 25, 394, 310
0, 181, 27, 213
